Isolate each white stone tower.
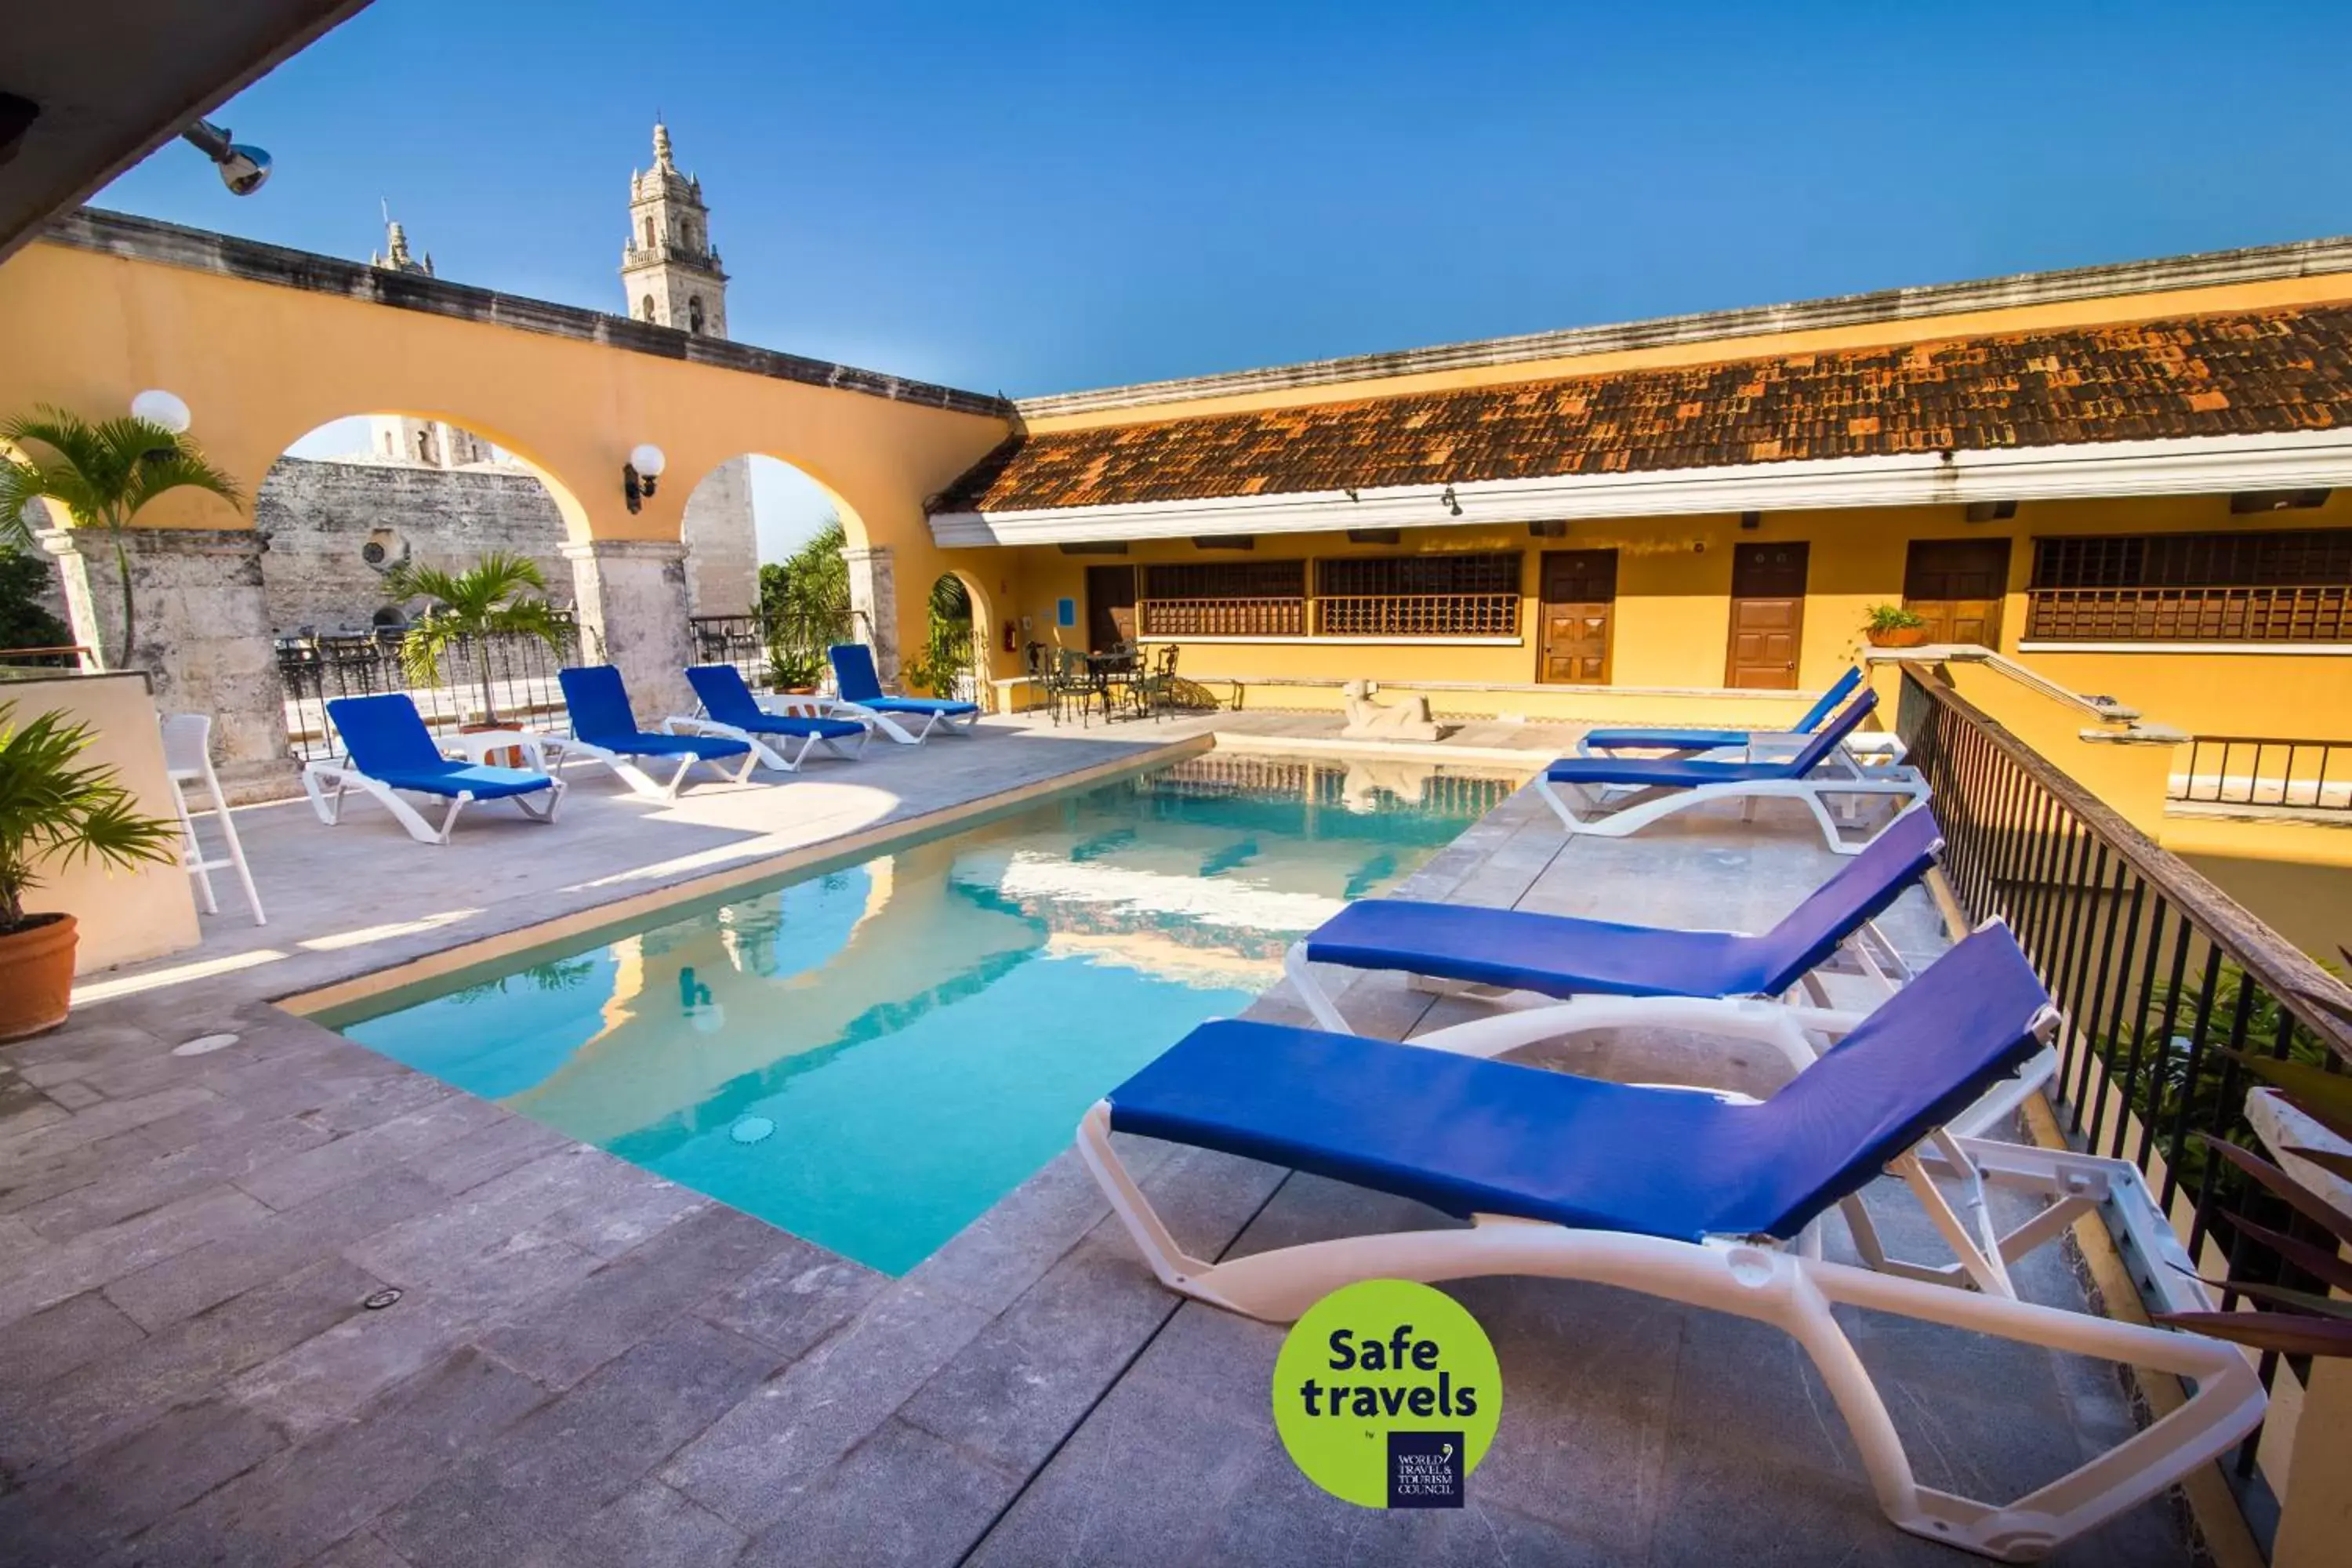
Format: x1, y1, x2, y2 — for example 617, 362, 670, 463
621, 121, 728, 336
619, 121, 757, 616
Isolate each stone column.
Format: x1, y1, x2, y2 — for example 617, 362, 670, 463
39, 525, 293, 801
843, 543, 898, 681
680, 456, 759, 619
563, 537, 696, 720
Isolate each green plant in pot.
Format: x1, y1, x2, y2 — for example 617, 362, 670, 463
764, 646, 822, 693
383, 553, 567, 728
1863, 603, 1931, 648
0, 702, 180, 1040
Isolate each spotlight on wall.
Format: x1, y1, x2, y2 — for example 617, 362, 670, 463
129, 389, 191, 434
1442, 484, 1462, 517
1963, 499, 2019, 523
622, 443, 666, 514
1739, 510, 1762, 531
179, 119, 271, 196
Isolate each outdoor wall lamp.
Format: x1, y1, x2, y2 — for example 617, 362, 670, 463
180, 120, 271, 196
623, 444, 667, 514
130, 390, 191, 434
1442, 484, 1462, 517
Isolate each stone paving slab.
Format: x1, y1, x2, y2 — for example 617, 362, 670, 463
0, 733, 2195, 1566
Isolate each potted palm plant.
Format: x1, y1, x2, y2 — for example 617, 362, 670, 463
0, 405, 241, 667
1863, 603, 1932, 648
382, 553, 568, 733
0, 702, 180, 1040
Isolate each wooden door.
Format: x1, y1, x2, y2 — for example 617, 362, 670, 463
1537, 550, 1617, 684
1085, 565, 1137, 652
1903, 538, 2011, 648
1726, 542, 1808, 688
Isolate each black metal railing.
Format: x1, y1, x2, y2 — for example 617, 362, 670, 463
1898, 666, 2352, 1464
0, 644, 91, 672
2169, 735, 2352, 815
688, 613, 773, 688
276, 617, 598, 763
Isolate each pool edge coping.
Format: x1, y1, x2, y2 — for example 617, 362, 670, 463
278, 732, 1217, 1020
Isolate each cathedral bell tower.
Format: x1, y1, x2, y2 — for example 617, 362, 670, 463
621, 122, 728, 337
619, 121, 757, 617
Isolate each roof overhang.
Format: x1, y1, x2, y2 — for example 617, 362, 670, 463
930, 429, 2352, 548
0, 0, 373, 265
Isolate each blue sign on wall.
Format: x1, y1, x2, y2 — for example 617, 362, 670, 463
1056, 597, 1077, 628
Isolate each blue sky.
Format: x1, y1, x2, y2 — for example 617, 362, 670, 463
97, 1, 2352, 556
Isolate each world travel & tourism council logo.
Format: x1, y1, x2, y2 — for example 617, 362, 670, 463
1270, 1279, 1501, 1508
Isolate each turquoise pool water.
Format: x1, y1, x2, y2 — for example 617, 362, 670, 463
339, 752, 1520, 1273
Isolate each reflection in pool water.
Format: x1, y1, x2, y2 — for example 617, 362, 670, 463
342, 753, 1521, 1272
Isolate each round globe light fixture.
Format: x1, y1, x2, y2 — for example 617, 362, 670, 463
623, 443, 667, 514
130, 389, 192, 434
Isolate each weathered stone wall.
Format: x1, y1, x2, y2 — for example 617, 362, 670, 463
681, 456, 758, 617
249, 455, 759, 630
41, 526, 292, 800
252, 456, 573, 633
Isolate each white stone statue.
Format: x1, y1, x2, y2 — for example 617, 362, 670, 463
1339, 680, 1443, 742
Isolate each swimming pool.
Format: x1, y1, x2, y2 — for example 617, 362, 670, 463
336, 750, 1523, 1273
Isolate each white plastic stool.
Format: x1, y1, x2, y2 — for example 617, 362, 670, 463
161, 713, 265, 926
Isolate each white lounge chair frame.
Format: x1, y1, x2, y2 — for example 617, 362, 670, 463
827, 697, 981, 746
302, 730, 567, 846
662, 710, 872, 772
1281, 901, 1925, 1043
551, 733, 759, 798
1577, 727, 1911, 767
1076, 1078, 2263, 1563
1538, 751, 1933, 855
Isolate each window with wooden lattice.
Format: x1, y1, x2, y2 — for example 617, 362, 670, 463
2027, 528, 2352, 641
1139, 561, 1306, 637
1314, 552, 1522, 637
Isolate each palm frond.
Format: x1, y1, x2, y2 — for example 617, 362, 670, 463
126, 448, 241, 514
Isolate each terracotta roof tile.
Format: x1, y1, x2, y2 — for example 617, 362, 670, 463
935, 305, 2352, 514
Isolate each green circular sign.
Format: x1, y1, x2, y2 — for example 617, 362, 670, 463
1271, 1279, 1502, 1508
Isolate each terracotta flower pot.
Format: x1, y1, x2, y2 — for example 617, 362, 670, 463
458, 719, 525, 769
1867, 625, 1930, 648
0, 913, 78, 1042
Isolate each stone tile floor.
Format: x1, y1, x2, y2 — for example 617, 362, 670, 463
0, 716, 2194, 1566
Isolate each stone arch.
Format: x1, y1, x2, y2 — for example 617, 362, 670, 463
918, 566, 997, 702
256, 409, 596, 750
252, 405, 596, 546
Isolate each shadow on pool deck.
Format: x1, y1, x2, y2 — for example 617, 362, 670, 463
0, 739, 2194, 1566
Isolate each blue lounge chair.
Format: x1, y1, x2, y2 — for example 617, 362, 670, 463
827, 642, 981, 744
1540, 687, 1929, 854
1285, 808, 1987, 1080
304, 693, 564, 844
1078, 924, 2262, 1562
1576, 665, 1864, 757
557, 665, 756, 798
673, 664, 871, 771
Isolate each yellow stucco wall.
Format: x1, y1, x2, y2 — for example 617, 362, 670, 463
990, 494, 2352, 735
2, 673, 200, 973
0, 238, 1015, 666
